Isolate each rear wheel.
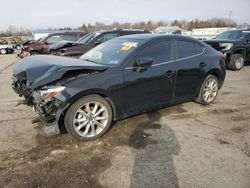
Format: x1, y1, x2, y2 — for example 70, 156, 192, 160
0, 48, 7, 54
196, 75, 219, 105
64, 95, 113, 141
227, 53, 245, 71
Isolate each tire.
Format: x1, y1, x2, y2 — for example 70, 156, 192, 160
0, 48, 7, 55
7, 49, 14, 54
64, 95, 113, 141
195, 75, 219, 105
227, 53, 245, 71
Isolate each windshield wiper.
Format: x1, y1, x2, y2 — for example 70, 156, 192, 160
81, 58, 98, 64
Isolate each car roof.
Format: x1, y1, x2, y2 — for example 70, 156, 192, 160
95, 29, 149, 34
117, 34, 197, 41
47, 31, 86, 36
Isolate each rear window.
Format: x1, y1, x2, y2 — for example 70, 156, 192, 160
62, 34, 77, 41
177, 40, 203, 59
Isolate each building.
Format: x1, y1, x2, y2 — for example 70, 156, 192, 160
153, 26, 182, 35
183, 27, 236, 40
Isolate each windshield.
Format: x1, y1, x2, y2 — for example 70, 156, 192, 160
215, 30, 245, 40
80, 38, 143, 65
77, 32, 100, 44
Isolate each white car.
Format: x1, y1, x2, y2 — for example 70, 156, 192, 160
0, 44, 14, 54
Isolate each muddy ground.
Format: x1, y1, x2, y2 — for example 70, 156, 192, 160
0, 54, 249, 188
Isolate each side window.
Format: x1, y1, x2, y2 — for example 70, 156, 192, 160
177, 40, 197, 59
98, 33, 118, 43
46, 35, 63, 44
138, 41, 171, 64
195, 43, 204, 53
62, 34, 77, 41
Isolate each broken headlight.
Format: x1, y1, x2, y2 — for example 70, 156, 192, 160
40, 86, 66, 100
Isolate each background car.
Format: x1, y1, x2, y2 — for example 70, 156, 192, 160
49, 29, 151, 57
9, 37, 24, 50
204, 29, 250, 70
12, 34, 226, 140
19, 31, 87, 58
0, 44, 14, 54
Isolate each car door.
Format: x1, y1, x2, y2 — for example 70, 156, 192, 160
123, 40, 176, 114
174, 39, 207, 102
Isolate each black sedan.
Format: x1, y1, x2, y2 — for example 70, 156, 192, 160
12, 34, 226, 140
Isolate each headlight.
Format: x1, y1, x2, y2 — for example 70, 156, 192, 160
219, 43, 233, 50
40, 86, 65, 100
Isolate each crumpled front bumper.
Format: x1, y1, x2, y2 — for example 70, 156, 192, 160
12, 78, 66, 125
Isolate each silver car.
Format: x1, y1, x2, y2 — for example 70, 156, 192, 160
0, 44, 14, 54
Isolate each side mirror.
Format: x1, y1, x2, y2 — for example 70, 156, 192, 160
135, 58, 153, 72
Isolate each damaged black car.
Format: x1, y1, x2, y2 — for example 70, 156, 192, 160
12, 34, 226, 140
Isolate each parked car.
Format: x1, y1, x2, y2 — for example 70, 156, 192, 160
9, 37, 24, 50
12, 34, 226, 140
0, 44, 14, 54
19, 32, 87, 58
204, 29, 250, 70
49, 29, 150, 57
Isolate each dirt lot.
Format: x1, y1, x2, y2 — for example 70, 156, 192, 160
0, 54, 250, 188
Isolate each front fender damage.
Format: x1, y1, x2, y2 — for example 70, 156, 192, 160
12, 58, 106, 135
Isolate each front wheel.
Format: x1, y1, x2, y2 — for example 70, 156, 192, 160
64, 95, 113, 141
196, 75, 219, 105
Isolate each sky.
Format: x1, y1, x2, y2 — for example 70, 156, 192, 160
0, 0, 249, 30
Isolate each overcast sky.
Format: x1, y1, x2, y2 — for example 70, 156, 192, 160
0, 0, 249, 30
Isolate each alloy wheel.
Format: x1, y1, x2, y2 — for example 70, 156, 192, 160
72, 101, 109, 138
235, 57, 244, 70
202, 78, 218, 103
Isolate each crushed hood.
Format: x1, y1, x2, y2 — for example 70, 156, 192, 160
13, 55, 108, 89
49, 40, 79, 51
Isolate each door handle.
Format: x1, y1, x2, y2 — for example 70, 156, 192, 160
165, 70, 175, 78
199, 62, 207, 68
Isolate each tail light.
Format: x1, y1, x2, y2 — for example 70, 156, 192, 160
220, 53, 226, 63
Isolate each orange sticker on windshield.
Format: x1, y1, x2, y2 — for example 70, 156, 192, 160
120, 42, 138, 51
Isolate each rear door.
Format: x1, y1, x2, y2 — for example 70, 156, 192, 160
174, 39, 207, 102
123, 40, 176, 114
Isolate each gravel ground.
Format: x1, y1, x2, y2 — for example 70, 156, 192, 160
0, 54, 249, 188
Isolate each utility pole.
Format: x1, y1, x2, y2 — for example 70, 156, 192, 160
229, 10, 232, 30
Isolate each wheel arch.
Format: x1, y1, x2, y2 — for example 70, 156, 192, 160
206, 69, 223, 89
232, 48, 246, 58
64, 89, 117, 118
56, 89, 118, 133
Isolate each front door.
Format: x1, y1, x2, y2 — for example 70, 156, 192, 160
123, 40, 176, 114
